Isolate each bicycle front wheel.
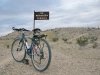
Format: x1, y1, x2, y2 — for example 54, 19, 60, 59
31, 39, 51, 72
11, 39, 26, 62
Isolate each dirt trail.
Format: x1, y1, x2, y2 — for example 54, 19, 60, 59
0, 57, 12, 67
0, 43, 100, 75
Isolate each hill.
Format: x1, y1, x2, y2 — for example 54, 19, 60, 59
0, 27, 100, 75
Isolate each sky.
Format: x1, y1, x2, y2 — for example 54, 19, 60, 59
0, 0, 100, 36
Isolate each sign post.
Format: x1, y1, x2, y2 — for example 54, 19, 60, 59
34, 11, 49, 30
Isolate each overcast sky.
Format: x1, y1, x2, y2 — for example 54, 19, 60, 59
0, 0, 100, 36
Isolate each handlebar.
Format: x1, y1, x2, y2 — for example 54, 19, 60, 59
12, 27, 47, 38
12, 27, 42, 33
12, 27, 30, 32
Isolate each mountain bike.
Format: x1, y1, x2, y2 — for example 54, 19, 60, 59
11, 27, 51, 72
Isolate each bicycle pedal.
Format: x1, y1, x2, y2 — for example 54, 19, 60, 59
22, 59, 29, 65
41, 57, 46, 59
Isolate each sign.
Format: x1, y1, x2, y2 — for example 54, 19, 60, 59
34, 11, 49, 20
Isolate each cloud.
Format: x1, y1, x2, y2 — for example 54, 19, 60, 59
0, 0, 59, 14
0, 13, 33, 25
0, 0, 100, 36
51, 0, 100, 27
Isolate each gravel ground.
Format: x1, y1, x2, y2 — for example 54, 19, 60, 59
0, 42, 100, 75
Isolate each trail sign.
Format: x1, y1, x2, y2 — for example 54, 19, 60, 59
33, 11, 49, 29
34, 11, 49, 20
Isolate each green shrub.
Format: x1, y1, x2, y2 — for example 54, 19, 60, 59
92, 42, 98, 48
77, 36, 88, 46
52, 37, 59, 42
62, 38, 68, 42
90, 36, 97, 43
6, 45, 9, 49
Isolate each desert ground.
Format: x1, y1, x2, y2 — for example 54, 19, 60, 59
0, 27, 100, 75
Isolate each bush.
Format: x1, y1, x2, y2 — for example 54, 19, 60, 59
6, 45, 9, 49
90, 36, 97, 43
92, 42, 98, 48
77, 36, 88, 46
62, 38, 68, 42
52, 37, 59, 42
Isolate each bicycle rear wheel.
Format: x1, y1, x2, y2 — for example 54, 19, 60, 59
31, 39, 51, 72
11, 39, 26, 62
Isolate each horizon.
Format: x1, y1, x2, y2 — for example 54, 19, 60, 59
0, 26, 100, 37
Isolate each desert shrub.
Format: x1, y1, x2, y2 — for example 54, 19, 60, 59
52, 37, 59, 42
92, 42, 98, 48
62, 38, 68, 42
90, 36, 97, 43
6, 45, 9, 49
77, 36, 88, 46
67, 41, 72, 44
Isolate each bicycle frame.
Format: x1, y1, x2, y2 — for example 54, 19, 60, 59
17, 31, 30, 52
19, 31, 40, 56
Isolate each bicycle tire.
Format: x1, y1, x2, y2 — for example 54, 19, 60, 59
31, 39, 51, 72
11, 38, 26, 62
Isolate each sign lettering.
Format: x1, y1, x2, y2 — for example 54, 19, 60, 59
34, 12, 49, 20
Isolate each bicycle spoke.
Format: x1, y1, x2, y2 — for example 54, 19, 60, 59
11, 39, 26, 62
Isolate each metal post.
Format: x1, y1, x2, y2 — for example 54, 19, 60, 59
33, 10, 35, 30
34, 19, 35, 29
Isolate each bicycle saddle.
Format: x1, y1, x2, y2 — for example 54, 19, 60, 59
33, 28, 41, 33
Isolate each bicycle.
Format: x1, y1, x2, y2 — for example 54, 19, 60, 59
11, 27, 51, 72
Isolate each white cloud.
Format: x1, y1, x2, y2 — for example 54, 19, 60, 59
0, 13, 32, 20
0, 0, 100, 36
